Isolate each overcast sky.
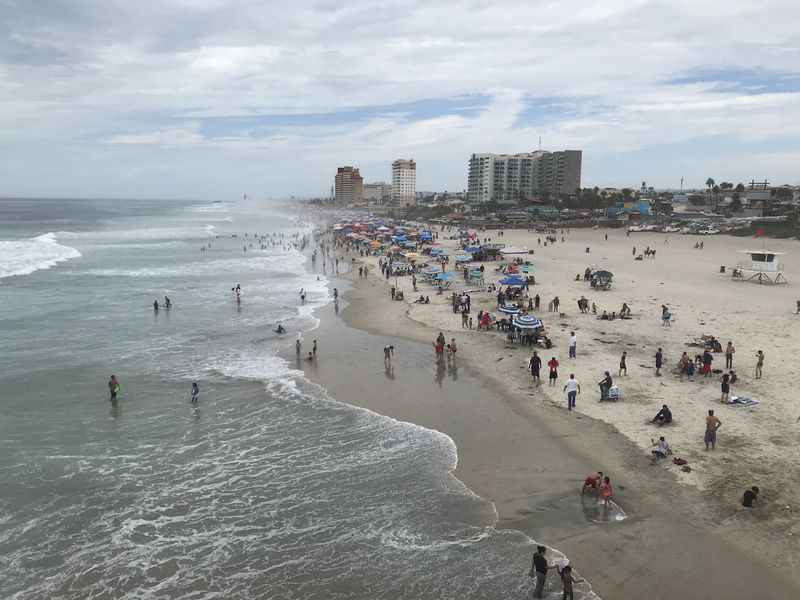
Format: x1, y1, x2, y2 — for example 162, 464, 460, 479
2, 0, 799, 199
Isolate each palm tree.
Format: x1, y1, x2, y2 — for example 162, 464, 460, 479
705, 178, 715, 204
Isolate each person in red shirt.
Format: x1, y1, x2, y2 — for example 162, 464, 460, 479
582, 471, 603, 495
547, 357, 559, 386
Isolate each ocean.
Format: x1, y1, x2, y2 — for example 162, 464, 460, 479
0, 198, 596, 599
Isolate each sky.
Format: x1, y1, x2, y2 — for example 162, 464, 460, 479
1, 0, 799, 200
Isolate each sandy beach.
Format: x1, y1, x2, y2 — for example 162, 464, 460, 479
314, 226, 800, 598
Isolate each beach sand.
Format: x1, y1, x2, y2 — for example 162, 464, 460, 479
313, 227, 800, 598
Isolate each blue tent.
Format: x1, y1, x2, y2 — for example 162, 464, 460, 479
499, 276, 526, 286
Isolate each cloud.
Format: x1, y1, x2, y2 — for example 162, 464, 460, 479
1, 0, 800, 198
107, 127, 204, 146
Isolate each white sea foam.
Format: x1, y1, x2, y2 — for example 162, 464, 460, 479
55, 224, 215, 243
0, 233, 82, 279
209, 351, 302, 383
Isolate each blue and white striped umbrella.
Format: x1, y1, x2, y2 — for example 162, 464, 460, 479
498, 305, 520, 315
513, 315, 543, 329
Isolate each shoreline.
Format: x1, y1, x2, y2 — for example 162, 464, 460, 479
304, 228, 800, 599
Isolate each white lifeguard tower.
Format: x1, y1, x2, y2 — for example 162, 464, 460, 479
732, 249, 787, 284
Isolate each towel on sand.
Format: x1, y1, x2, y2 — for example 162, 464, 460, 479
728, 395, 760, 407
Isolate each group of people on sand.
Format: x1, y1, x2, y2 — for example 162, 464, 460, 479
433, 332, 457, 362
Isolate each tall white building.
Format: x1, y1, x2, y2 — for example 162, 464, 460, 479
467, 150, 581, 204
391, 159, 416, 207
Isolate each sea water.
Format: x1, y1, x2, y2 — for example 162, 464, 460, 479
0, 197, 598, 599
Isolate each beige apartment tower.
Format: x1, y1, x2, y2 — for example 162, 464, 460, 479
334, 166, 363, 205
391, 159, 416, 207
467, 149, 581, 204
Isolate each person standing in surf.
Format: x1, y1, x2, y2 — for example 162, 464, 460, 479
191, 382, 199, 404
108, 375, 120, 401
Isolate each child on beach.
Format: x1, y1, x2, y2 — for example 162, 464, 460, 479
599, 476, 613, 507
548, 357, 559, 386
557, 564, 583, 600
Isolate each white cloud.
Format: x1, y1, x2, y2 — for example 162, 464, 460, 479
1, 0, 800, 198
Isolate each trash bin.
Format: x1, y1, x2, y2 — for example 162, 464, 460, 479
720, 265, 726, 273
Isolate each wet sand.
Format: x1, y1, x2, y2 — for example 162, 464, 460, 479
298, 261, 800, 599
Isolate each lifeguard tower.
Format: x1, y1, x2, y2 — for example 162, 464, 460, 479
732, 249, 787, 284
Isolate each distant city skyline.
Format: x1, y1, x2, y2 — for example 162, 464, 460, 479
2, 1, 800, 200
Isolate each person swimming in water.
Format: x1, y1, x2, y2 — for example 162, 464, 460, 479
191, 382, 199, 404
153, 300, 159, 311
275, 324, 286, 334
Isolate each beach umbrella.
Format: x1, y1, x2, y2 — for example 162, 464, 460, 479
498, 305, 520, 315
435, 272, 455, 281
464, 245, 481, 253
499, 275, 526, 286
455, 253, 473, 263
513, 315, 542, 329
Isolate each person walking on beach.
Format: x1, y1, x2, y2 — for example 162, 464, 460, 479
534, 294, 540, 311
384, 345, 394, 364
655, 348, 663, 376
547, 357, 559, 386
312, 339, 318, 358
619, 351, 627, 376
568, 331, 577, 359
705, 409, 722, 450
553, 296, 560, 312
529, 545, 554, 599
725, 341, 735, 369
529, 351, 542, 383
755, 350, 764, 379
564, 374, 580, 411
108, 375, 120, 401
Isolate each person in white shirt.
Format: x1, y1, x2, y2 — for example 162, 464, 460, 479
650, 436, 671, 463
568, 331, 577, 358
564, 374, 580, 411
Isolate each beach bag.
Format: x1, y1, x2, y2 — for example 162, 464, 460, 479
673, 457, 687, 466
